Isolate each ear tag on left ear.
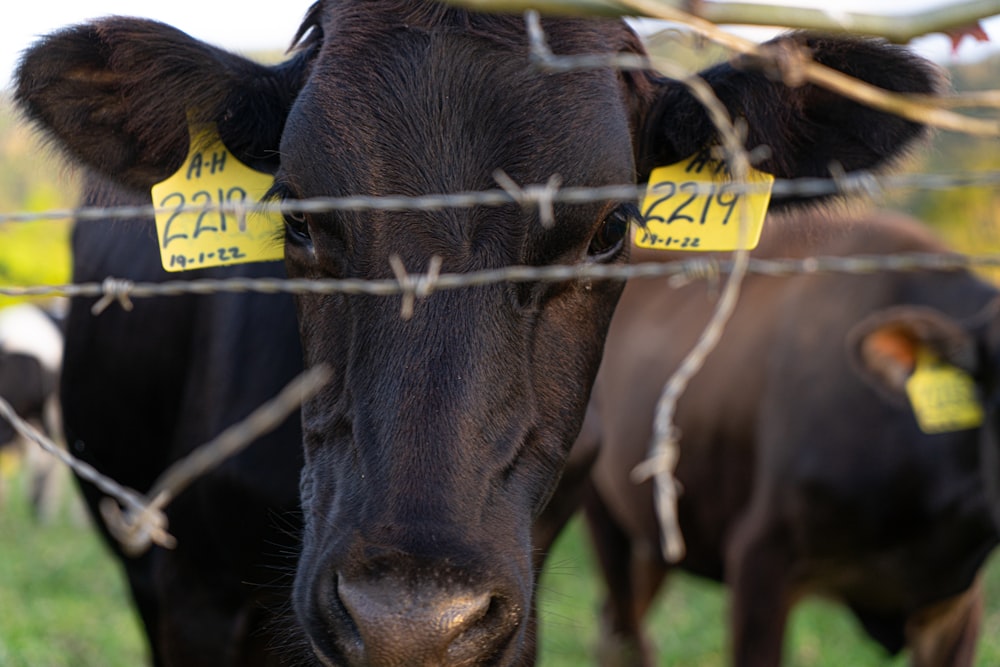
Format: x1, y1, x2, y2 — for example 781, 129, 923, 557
636, 151, 773, 252
905, 348, 984, 434
151, 123, 284, 272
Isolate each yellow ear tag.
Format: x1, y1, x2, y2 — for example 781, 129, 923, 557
151, 124, 284, 272
904, 349, 984, 434
0, 447, 20, 478
636, 151, 774, 252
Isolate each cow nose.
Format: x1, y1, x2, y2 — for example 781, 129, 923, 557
337, 575, 509, 666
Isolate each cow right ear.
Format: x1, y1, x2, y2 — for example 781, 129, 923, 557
847, 306, 977, 398
634, 32, 945, 209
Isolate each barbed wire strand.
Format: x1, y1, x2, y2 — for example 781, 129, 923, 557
0, 366, 330, 555
3, 169, 1000, 227
1, 251, 997, 302
0, 394, 149, 527
103, 364, 330, 556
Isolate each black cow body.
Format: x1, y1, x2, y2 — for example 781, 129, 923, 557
585, 211, 1000, 667
64, 175, 307, 665
15, 2, 943, 665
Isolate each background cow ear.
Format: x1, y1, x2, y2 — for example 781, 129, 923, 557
847, 307, 977, 397
635, 31, 947, 208
15, 17, 316, 191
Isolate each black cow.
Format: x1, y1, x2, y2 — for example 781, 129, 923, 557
584, 210, 999, 667
15, 2, 943, 665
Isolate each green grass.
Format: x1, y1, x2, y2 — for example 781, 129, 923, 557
0, 468, 147, 667
540, 519, 1000, 667
4, 462, 1000, 666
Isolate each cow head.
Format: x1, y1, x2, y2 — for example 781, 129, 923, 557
850, 302, 1000, 535
850, 306, 980, 401
16, 2, 942, 664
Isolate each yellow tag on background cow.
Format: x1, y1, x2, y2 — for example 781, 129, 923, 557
0, 447, 20, 478
151, 124, 284, 272
636, 152, 774, 252
905, 349, 983, 434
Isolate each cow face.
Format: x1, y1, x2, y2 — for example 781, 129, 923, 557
279, 10, 640, 665
15, 2, 942, 664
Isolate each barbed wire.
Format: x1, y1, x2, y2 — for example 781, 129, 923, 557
2, 168, 999, 227
0, 394, 150, 528
0, 366, 330, 556
0, 250, 993, 303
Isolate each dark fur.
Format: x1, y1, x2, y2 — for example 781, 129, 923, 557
15, 1, 943, 664
585, 211, 999, 666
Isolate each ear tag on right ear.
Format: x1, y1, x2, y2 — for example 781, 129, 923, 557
151, 123, 284, 272
636, 151, 773, 252
905, 348, 983, 434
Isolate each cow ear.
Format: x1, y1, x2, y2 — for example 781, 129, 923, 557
636, 31, 946, 208
848, 306, 977, 397
15, 17, 318, 191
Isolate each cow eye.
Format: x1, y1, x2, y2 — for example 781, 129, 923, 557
588, 204, 635, 260
284, 209, 312, 243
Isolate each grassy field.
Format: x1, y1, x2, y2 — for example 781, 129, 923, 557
3, 465, 1000, 667
0, 470, 146, 667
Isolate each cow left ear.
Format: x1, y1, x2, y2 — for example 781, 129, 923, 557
848, 306, 977, 397
15, 16, 319, 190
635, 31, 946, 207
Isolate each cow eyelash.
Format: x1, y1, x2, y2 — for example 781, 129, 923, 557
587, 204, 636, 261
284, 208, 312, 242
265, 182, 312, 243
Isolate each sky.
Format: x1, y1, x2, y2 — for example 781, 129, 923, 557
2, 0, 999, 90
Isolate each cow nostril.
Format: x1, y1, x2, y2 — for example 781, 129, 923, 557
336, 575, 507, 665
432, 591, 492, 636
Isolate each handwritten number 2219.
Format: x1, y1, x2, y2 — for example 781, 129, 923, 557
159, 186, 250, 249
642, 181, 740, 228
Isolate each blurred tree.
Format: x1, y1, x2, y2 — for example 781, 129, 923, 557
0, 94, 75, 307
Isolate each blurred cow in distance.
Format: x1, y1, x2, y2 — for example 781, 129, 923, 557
584, 210, 1000, 667
0, 300, 69, 521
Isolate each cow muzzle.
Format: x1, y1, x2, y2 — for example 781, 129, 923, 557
306, 568, 523, 667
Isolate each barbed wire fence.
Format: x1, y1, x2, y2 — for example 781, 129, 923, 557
1, 0, 999, 563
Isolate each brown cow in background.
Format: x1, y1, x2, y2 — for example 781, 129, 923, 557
584, 210, 999, 667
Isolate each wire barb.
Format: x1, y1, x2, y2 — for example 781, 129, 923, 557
0, 366, 331, 556
91, 278, 136, 315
